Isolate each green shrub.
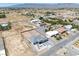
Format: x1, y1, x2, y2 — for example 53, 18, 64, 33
0, 14, 6, 18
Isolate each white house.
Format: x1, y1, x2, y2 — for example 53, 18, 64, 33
64, 25, 72, 31
46, 30, 59, 38
31, 19, 41, 26
31, 19, 41, 22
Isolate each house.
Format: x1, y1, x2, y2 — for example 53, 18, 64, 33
31, 19, 41, 27
56, 27, 66, 34
46, 26, 68, 38
31, 19, 41, 23
64, 25, 72, 31
46, 30, 59, 38
0, 18, 11, 31
73, 19, 79, 25
46, 14, 56, 18
29, 35, 52, 52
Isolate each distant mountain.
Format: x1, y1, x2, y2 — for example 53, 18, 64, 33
4, 3, 79, 8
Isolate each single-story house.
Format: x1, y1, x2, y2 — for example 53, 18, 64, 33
64, 25, 72, 31
0, 18, 11, 31
29, 35, 52, 52
31, 19, 41, 23
46, 30, 59, 38
31, 19, 41, 26
56, 27, 66, 34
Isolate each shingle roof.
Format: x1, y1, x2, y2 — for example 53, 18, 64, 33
57, 27, 66, 33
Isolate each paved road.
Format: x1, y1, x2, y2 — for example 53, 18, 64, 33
0, 38, 4, 50
39, 32, 79, 56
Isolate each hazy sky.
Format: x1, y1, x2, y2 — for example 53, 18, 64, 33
0, 3, 17, 7
0, 0, 79, 3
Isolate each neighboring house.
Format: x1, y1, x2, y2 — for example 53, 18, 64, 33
46, 30, 59, 38
73, 19, 79, 25
29, 35, 52, 52
0, 19, 11, 31
56, 27, 66, 34
46, 27, 68, 38
31, 19, 41, 27
46, 14, 56, 19
64, 25, 72, 31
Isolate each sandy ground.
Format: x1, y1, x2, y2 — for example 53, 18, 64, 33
2, 30, 36, 56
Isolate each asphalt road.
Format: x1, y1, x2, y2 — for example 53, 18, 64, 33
0, 38, 4, 50
39, 32, 79, 56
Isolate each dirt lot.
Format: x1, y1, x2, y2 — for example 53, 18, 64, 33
2, 30, 36, 56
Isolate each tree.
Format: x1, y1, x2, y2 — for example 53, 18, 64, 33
8, 22, 11, 29
46, 11, 51, 15
68, 19, 73, 22
0, 22, 11, 31
72, 24, 79, 30
39, 17, 43, 20
45, 29, 48, 32
46, 11, 55, 15
0, 14, 6, 18
0, 25, 2, 30
77, 18, 79, 20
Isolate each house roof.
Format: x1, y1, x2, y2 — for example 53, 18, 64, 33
56, 27, 66, 33
29, 35, 51, 52
64, 25, 72, 29
31, 19, 40, 22
46, 30, 58, 37
29, 35, 47, 45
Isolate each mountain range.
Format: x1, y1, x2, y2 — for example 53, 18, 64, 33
2, 3, 79, 8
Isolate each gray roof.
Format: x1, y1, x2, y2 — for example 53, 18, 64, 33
29, 35, 47, 44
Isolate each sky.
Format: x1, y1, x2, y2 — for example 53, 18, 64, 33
0, 0, 79, 7
0, 0, 79, 3
0, 3, 17, 7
